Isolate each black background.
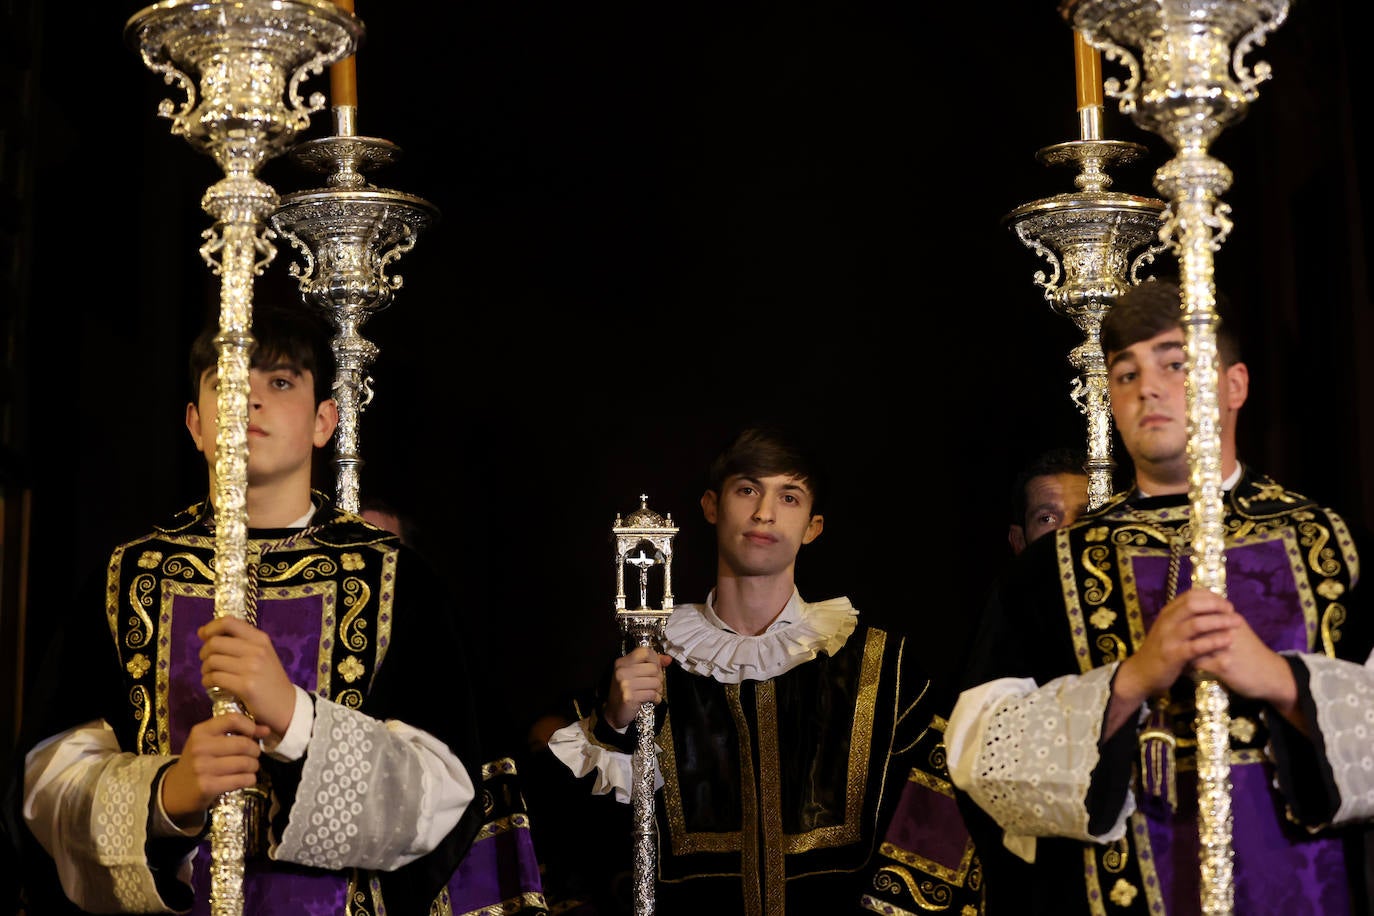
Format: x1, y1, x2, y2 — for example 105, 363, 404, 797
11, 1, 1374, 756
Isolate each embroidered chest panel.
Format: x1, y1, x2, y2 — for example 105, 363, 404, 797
104, 530, 398, 755
1057, 497, 1358, 675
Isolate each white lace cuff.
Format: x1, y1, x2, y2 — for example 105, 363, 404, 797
1298, 652, 1374, 823
276, 698, 473, 870
947, 666, 1132, 844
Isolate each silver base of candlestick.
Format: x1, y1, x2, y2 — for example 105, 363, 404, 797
1062, 0, 1288, 149
126, 0, 364, 166
271, 132, 439, 514
291, 133, 402, 189
1006, 136, 1166, 509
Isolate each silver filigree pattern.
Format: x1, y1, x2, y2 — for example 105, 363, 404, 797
125, 2, 361, 913
1059, 1, 1292, 911
612, 497, 680, 915
1007, 137, 1166, 510
273, 134, 438, 513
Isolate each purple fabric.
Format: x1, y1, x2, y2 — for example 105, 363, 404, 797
169, 591, 347, 914
881, 776, 971, 873
166, 594, 215, 751
187, 858, 349, 916
1133, 540, 1309, 651
1128, 539, 1346, 912
446, 823, 544, 911
166, 593, 324, 750
1144, 764, 1349, 914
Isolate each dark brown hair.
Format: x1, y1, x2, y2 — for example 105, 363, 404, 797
1102, 277, 1241, 366
706, 426, 827, 517
189, 304, 336, 405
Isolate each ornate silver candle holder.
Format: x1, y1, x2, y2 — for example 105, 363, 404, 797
1006, 137, 1166, 509
271, 128, 438, 514
124, 2, 361, 912
612, 496, 679, 916
1059, 1, 1291, 912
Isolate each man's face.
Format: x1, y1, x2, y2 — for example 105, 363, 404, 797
701, 473, 823, 579
186, 361, 337, 487
1107, 327, 1192, 473
1022, 472, 1090, 545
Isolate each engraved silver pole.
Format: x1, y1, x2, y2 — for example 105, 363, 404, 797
1004, 60, 1167, 508
612, 497, 679, 916
271, 107, 438, 513
125, 3, 361, 912
1061, 1, 1291, 911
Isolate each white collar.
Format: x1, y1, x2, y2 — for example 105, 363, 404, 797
662, 590, 858, 684
285, 504, 316, 528
1137, 462, 1243, 499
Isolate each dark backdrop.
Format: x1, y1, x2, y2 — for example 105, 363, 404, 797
7, 1, 1373, 756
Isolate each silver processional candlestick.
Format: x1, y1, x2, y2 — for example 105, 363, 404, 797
124, 3, 361, 913
1060, 1, 1291, 912
1005, 30, 1167, 511
612, 496, 679, 916
270, 3, 438, 515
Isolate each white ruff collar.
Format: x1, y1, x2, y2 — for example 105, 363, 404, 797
662, 593, 859, 684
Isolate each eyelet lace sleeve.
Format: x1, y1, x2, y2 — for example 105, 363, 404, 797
946, 665, 1133, 849
1298, 652, 1374, 824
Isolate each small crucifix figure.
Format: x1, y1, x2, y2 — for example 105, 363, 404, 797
626, 548, 658, 610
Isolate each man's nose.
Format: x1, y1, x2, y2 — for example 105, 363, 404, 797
1139, 367, 1166, 399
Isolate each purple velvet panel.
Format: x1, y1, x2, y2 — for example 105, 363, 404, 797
166, 593, 325, 750
188, 856, 348, 916
1143, 764, 1348, 914
881, 776, 970, 873
168, 591, 339, 912
166, 594, 215, 752
447, 824, 545, 912
1132, 540, 1309, 651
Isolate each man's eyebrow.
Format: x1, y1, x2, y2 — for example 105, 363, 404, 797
254, 360, 304, 374
1107, 338, 1184, 368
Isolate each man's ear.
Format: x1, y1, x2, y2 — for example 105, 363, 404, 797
1008, 524, 1027, 556
185, 402, 208, 454
1223, 360, 1249, 411
801, 513, 824, 545
700, 489, 718, 524
314, 398, 339, 447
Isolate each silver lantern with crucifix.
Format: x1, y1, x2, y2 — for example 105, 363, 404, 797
612, 496, 679, 916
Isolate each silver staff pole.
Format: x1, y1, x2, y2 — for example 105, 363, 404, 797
124, 3, 360, 912
1062, 2, 1292, 911
612, 497, 679, 916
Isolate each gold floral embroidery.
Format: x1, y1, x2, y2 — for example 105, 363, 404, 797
342, 552, 365, 572
1109, 879, 1138, 907
1090, 607, 1118, 629
338, 655, 365, 684
138, 551, 162, 569
1229, 717, 1257, 743
1251, 483, 1295, 504
1318, 579, 1346, 600
126, 653, 151, 679
1086, 526, 1109, 543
